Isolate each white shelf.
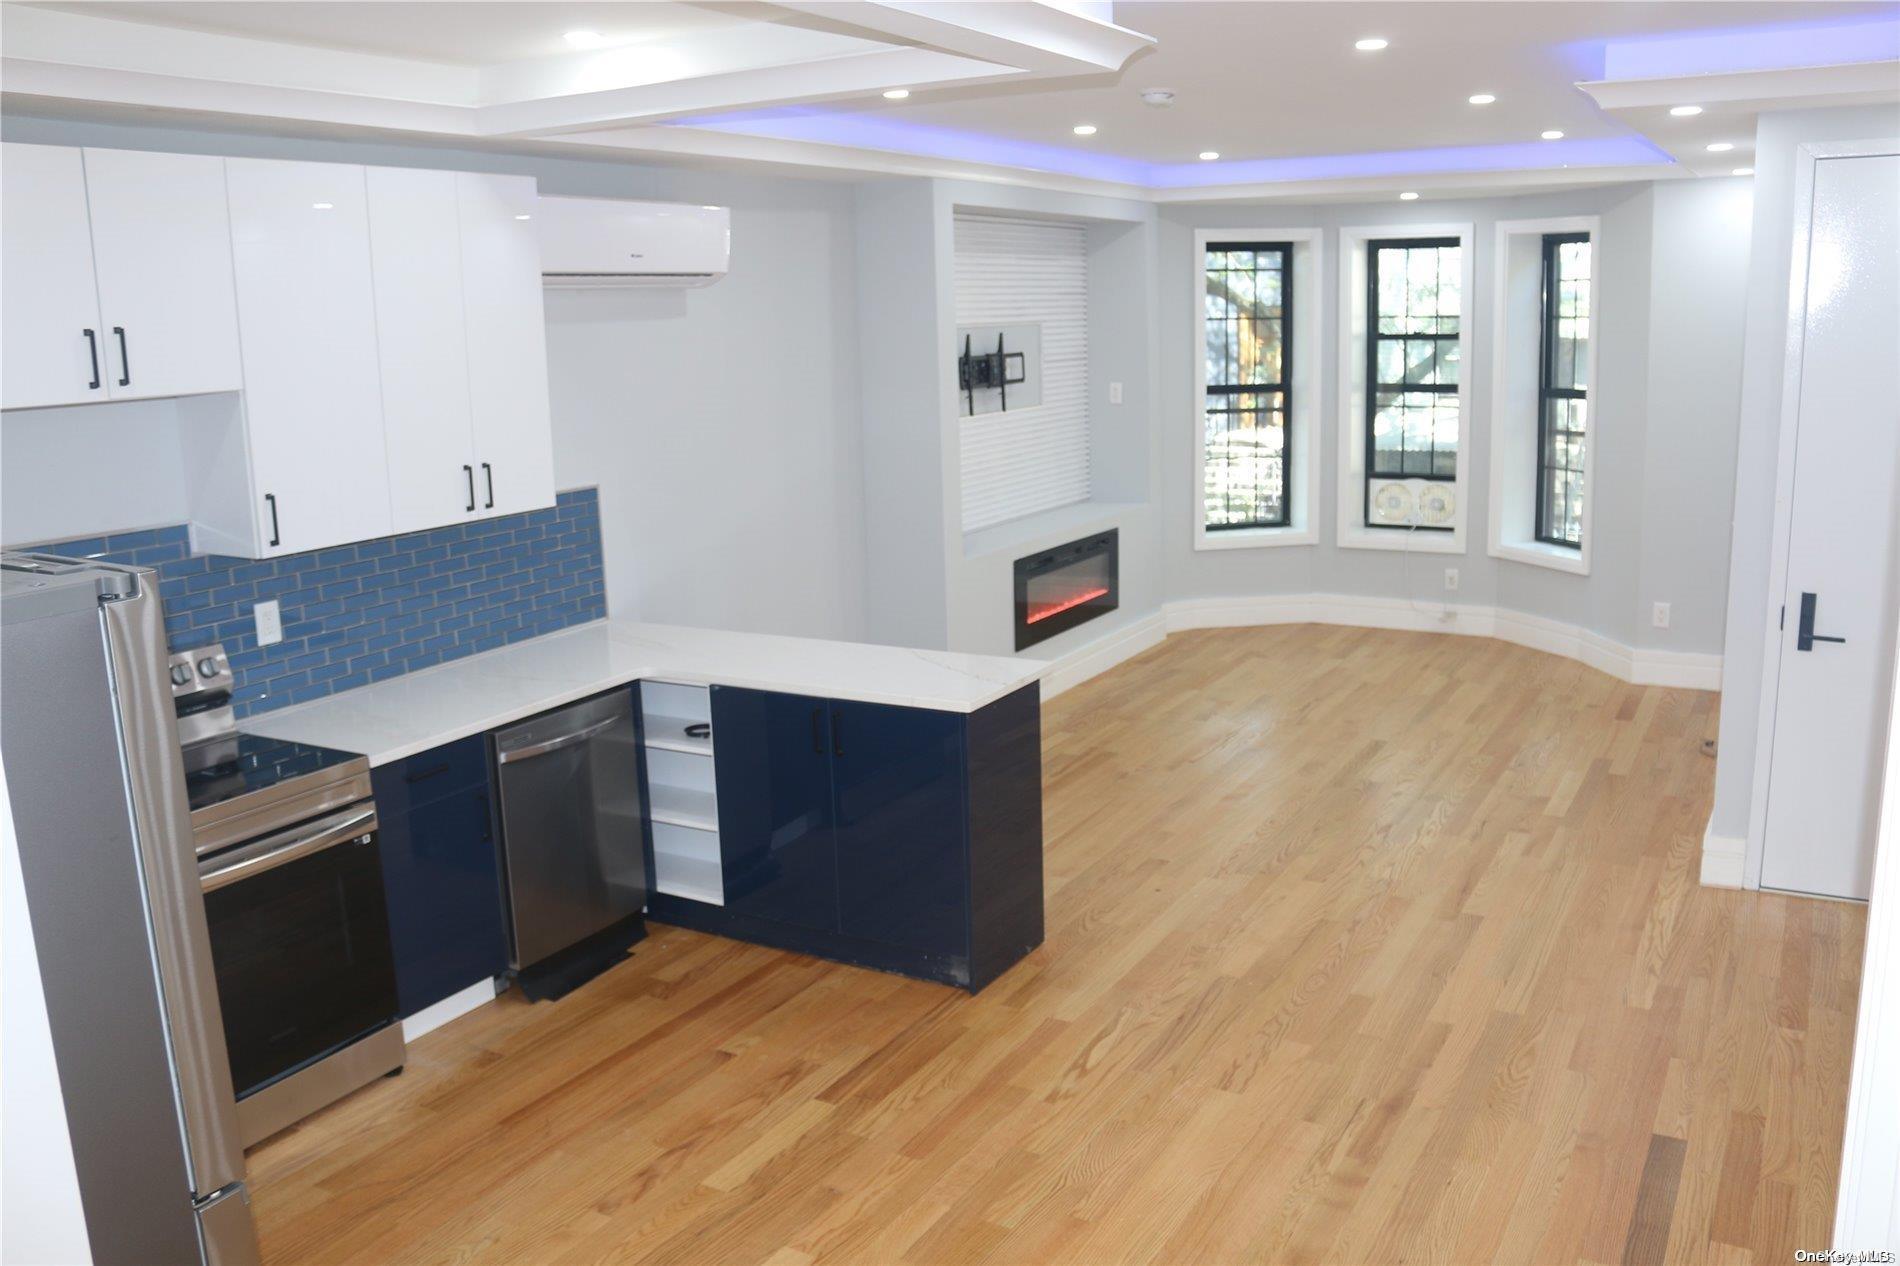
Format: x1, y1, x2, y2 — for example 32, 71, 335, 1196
653, 851, 723, 906
644, 712, 712, 756
648, 782, 717, 831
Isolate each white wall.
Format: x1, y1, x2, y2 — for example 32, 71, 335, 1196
1709, 103, 1900, 848
0, 760, 93, 1266
0, 114, 868, 640
1153, 180, 1751, 659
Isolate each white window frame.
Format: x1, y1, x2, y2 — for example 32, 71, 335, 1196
1335, 222, 1475, 555
1487, 215, 1599, 576
1193, 226, 1322, 550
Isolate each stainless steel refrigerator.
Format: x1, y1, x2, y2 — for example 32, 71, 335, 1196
1, 554, 260, 1265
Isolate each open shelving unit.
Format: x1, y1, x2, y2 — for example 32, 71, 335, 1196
639, 681, 723, 905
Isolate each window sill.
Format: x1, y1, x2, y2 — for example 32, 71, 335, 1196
1337, 527, 1465, 556
1492, 538, 1589, 576
1194, 524, 1317, 552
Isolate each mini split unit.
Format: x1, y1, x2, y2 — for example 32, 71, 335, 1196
534, 196, 730, 288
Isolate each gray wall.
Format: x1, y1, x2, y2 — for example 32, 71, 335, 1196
1709, 103, 1900, 845
1155, 179, 1752, 657
0, 114, 868, 640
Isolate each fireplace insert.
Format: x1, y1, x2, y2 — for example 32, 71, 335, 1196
1014, 530, 1118, 651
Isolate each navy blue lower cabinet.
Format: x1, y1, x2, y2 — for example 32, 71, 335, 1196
831, 699, 967, 963
371, 736, 509, 1018
648, 682, 1045, 993
709, 686, 839, 933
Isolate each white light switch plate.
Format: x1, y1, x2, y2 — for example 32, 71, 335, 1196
254, 599, 283, 647
1108, 381, 1124, 405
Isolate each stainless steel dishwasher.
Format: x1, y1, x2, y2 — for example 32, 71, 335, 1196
493, 688, 647, 978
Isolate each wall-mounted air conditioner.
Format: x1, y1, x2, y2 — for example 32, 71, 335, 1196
536, 196, 729, 288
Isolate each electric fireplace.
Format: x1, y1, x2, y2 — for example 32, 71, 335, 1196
1014, 530, 1118, 651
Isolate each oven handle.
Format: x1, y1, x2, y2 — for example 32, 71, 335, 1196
199, 806, 378, 893
494, 715, 618, 765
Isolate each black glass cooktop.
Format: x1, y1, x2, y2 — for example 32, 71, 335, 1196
183, 734, 364, 816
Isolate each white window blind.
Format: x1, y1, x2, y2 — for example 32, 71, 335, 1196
954, 213, 1090, 532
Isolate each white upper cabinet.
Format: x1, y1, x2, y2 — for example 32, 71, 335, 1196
458, 172, 557, 519
225, 157, 391, 556
366, 166, 479, 533
1, 143, 107, 410
82, 148, 243, 401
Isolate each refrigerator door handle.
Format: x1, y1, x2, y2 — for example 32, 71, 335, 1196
100, 582, 250, 1200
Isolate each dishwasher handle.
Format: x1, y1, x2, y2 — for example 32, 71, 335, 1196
495, 714, 620, 765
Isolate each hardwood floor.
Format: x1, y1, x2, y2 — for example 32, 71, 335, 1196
248, 625, 1865, 1265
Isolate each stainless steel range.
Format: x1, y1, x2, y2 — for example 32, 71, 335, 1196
173, 642, 405, 1146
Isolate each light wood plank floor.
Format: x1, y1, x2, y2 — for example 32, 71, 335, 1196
249, 625, 1864, 1265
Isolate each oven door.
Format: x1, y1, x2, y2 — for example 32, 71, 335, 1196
199, 802, 399, 1100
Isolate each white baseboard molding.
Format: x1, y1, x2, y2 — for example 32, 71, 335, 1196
1039, 592, 1723, 699
1699, 825, 1748, 889
401, 978, 499, 1044
1040, 611, 1168, 699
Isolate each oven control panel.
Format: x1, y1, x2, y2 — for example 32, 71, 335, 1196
170, 642, 232, 698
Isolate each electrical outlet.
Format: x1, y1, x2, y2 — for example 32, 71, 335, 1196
254, 599, 283, 647
1444, 567, 1460, 592
1652, 601, 1671, 630
1108, 381, 1124, 405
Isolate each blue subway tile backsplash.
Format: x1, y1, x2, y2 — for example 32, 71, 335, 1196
25, 489, 605, 716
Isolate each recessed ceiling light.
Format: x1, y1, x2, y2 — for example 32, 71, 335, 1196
1541, 130, 1565, 140
1733, 166, 1755, 176
1670, 105, 1704, 117
312, 202, 333, 210
1073, 124, 1097, 136
1354, 37, 1388, 51
1140, 88, 1176, 108
514, 214, 531, 221
1399, 191, 1419, 201
882, 88, 910, 100
1199, 151, 1220, 161
564, 29, 602, 48
1706, 141, 1735, 152
1468, 93, 1496, 105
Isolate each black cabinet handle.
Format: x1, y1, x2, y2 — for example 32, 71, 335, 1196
482, 462, 495, 509
811, 707, 824, 755
112, 326, 129, 386
463, 464, 476, 513
684, 722, 710, 740
403, 762, 450, 783
264, 493, 280, 548
832, 709, 844, 758
82, 329, 100, 390
1797, 591, 1848, 652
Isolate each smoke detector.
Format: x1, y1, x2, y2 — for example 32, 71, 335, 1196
1139, 88, 1176, 108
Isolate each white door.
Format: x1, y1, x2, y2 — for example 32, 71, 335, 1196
83, 148, 243, 401
366, 166, 479, 533
0, 143, 106, 410
1761, 151, 1900, 900
225, 158, 391, 556
458, 172, 557, 519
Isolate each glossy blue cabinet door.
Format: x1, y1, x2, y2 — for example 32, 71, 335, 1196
831, 700, 968, 959
372, 738, 509, 1018
710, 686, 839, 932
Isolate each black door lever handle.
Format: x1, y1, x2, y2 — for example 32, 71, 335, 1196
1797, 591, 1847, 652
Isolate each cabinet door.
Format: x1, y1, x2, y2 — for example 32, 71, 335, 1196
0, 143, 106, 409
83, 148, 243, 401
366, 166, 478, 533
371, 743, 508, 1019
831, 701, 967, 959
457, 173, 556, 519
225, 158, 392, 556
710, 686, 838, 932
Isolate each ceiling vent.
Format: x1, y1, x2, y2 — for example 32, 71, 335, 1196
536, 196, 729, 289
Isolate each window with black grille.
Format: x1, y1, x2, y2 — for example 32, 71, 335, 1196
1365, 237, 1462, 526
1202, 242, 1291, 530
1537, 233, 1591, 547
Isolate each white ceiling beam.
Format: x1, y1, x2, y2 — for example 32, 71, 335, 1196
1577, 60, 1900, 113
767, 0, 1155, 75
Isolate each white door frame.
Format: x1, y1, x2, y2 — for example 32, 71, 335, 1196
1743, 136, 1900, 892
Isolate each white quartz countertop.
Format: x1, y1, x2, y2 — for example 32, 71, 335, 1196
238, 619, 1048, 767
